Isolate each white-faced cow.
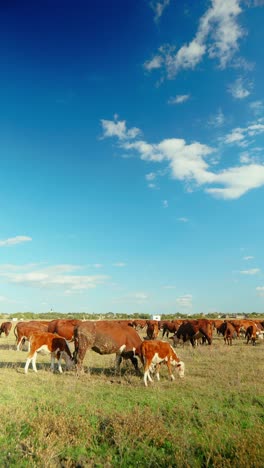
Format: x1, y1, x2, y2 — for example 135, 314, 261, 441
137, 340, 185, 387
24, 332, 73, 374
73, 320, 142, 374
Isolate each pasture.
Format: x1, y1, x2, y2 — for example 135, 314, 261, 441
0, 322, 263, 467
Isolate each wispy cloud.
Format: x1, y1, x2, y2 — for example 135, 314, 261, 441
168, 94, 190, 105
176, 294, 192, 308
112, 262, 126, 267
144, 0, 244, 77
249, 100, 264, 116
177, 217, 189, 222
150, 0, 170, 23
222, 119, 264, 146
101, 117, 264, 200
256, 286, 264, 297
113, 291, 149, 304
163, 200, 168, 208
208, 108, 225, 127
0, 263, 109, 294
0, 236, 32, 247
228, 77, 253, 99
239, 268, 260, 275
243, 256, 254, 260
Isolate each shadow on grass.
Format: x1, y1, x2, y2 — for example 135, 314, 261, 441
0, 344, 17, 351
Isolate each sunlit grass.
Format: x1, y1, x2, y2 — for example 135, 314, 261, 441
0, 323, 263, 467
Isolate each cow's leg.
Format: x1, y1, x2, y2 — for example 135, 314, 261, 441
50, 353, 55, 372
143, 360, 153, 387
190, 337, 196, 347
24, 357, 32, 373
57, 354, 63, 373
31, 352, 38, 372
155, 363, 161, 381
17, 336, 23, 351
115, 354, 122, 373
167, 360, 175, 381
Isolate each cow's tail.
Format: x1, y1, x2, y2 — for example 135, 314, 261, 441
14, 324, 18, 340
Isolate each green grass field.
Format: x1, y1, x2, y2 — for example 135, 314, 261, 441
0, 323, 263, 467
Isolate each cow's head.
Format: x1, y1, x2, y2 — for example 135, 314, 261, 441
176, 361, 185, 378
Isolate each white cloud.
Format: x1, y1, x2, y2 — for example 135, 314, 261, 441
228, 77, 252, 99
163, 200, 168, 208
144, 55, 163, 72
243, 256, 254, 260
145, 172, 156, 181
223, 119, 264, 146
101, 117, 264, 199
113, 291, 149, 304
0, 236, 32, 247
256, 286, 264, 296
239, 268, 260, 275
208, 108, 225, 127
150, 0, 170, 22
168, 94, 190, 105
144, 0, 244, 77
101, 118, 141, 140
249, 100, 264, 116
176, 294, 192, 308
112, 262, 126, 267
177, 217, 189, 222
0, 263, 109, 293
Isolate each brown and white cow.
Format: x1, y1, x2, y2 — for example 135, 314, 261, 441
0, 321, 12, 337
137, 340, 185, 387
24, 332, 73, 373
14, 321, 49, 350
74, 320, 142, 374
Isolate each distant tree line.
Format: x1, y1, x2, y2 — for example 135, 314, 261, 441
0, 311, 263, 320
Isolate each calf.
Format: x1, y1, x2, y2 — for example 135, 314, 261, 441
14, 321, 49, 350
137, 340, 184, 387
25, 332, 73, 374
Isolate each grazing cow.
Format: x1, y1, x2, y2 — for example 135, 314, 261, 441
24, 332, 73, 373
47, 319, 82, 341
223, 322, 236, 345
74, 320, 142, 374
146, 320, 160, 339
172, 319, 213, 347
0, 321, 12, 337
211, 320, 224, 335
131, 319, 147, 330
137, 340, 185, 387
14, 321, 49, 350
161, 320, 182, 338
245, 323, 258, 346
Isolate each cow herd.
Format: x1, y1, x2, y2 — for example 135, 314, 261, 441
0, 317, 263, 386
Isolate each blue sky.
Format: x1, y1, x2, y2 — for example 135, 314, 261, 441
1, 0, 264, 315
